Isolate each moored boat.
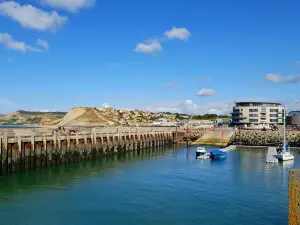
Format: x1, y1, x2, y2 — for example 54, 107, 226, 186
196, 147, 210, 159
276, 108, 295, 161
277, 146, 294, 161
209, 149, 227, 160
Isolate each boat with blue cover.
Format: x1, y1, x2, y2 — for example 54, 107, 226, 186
209, 149, 227, 159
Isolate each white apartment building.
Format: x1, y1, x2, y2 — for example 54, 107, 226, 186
231, 102, 284, 126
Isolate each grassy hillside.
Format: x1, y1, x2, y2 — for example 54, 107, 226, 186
0, 110, 67, 126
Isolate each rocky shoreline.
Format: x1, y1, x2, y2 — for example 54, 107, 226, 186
229, 130, 300, 147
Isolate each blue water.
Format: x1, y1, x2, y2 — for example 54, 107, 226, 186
0, 146, 297, 225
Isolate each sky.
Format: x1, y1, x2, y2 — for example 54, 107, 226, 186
1, 0, 300, 115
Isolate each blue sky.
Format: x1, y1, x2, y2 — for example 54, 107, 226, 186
1, 0, 300, 114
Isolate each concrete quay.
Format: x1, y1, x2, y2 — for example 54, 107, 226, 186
0, 127, 185, 176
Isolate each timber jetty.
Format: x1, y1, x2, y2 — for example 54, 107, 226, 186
0, 127, 185, 176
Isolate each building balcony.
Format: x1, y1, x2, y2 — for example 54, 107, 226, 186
231, 112, 242, 115
231, 113, 243, 117
261, 110, 266, 114
232, 116, 247, 120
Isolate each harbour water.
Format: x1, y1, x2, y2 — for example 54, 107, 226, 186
0, 146, 298, 225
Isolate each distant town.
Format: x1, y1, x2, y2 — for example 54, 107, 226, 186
0, 107, 229, 127
0, 101, 299, 130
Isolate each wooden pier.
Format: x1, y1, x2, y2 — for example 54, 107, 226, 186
265, 147, 278, 163
0, 127, 184, 176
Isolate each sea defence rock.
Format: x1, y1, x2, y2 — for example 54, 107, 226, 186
193, 128, 235, 147
229, 130, 300, 147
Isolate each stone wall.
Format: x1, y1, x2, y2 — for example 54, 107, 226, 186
229, 130, 300, 147
289, 169, 300, 225
192, 129, 210, 138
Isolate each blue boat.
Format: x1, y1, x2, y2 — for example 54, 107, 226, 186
209, 149, 227, 160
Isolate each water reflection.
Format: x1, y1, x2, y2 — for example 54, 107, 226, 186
0, 148, 170, 202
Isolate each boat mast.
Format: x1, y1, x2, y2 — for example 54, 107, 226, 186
283, 107, 286, 150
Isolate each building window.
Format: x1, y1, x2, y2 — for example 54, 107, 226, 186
249, 119, 259, 123
270, 114, 278, 117
252, 103, 262, 106
249, 109, 258, 112
270, 109, 278, 112
249, 114, 258, 117
270, 119, 278, 123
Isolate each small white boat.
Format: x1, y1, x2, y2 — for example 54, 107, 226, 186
277, 150, 294, 161
196, 147, 210, 159
276, 108, 295, 162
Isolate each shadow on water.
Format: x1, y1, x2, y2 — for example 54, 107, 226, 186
0, 147, 171, 202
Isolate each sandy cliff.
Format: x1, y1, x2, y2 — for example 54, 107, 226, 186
59, 107, 116, 126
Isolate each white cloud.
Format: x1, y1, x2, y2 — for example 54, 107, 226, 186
0, 33, 42, 53
134, 27, 191, 54
40, 0, 95, 13
146, 100, 233, 115
164, 27, 191, 40
97, 103, 111, 109
36, 39, 49, 49
197, 88, 216, 96
134, 40, 162, 54
264, 73, 300, 83
0, 1, 68, 32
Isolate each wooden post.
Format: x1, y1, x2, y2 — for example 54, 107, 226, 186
57, 133, 61, 150
91, 129, 94, 145
53, 134, 57, 149
67, 135, 71, 149
76, 133, 79, 148
107, 133, 110, 144
93, 128, 97, 144
43, 136, 47, 151
31, 135, 35, 151
3, 133, 8, 155
18, 137, 22, 153
84, 134, 87, 146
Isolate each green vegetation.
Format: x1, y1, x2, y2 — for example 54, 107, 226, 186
25, 117, 42, 124
0, 117, 20, 125
0, 110, 66, 125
